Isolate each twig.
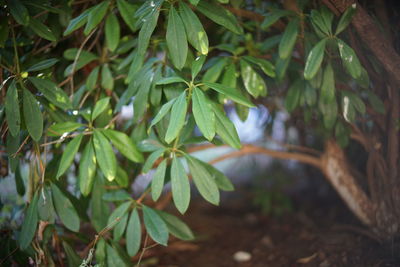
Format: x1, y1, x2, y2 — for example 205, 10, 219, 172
40, 131, 92, 147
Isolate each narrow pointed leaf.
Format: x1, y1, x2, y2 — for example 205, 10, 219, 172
5, 81, 20, 136
84, 1, 110, 35
108, 201, 131, 241
279, 18, 298, 59
19, 192, 39, 250
180, 2, 208, 55
185, 155, 220, 205
191, 55, 207, 79
29, 18, 56, 42
148, 98, 176, 132
23, 88, 43, 141
192, 87, 215, 140
92, 97, 110, 121
63, 9, 91, 36
51, 184, 80, 232
197, 160, 234, 191
105, 13, 120, 52
335, 4, 357, 35
171, 155, 191, 214
196, 1, 243, 34
166, 6, 188, 69
142, 148, 165, 173
93, 130, 117, 181
304, 38, 327, 80
79, 139, 97, 196
103, 129, 144, 163
157, 210, 195, 240
321, 63, 335, 101
240, 60, 267, 98
212, 104, 241, 149
47, 122, 83, 136
142, 205, 169, 246
165, 91, 187, 143
337, 39, 361, 79
29, 77, 72, 110
126, 208, 141, 257
117, 0, 138, 32
9, 0, 29, 26
156, 76, 187, 85
26, 58, 59, 72
204, 82, 254, 108
56, 134, 83, 179
151, 159, 167, 201
101, 64, 114, 90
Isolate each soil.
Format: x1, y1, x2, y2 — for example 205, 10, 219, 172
141, 188, 400, 267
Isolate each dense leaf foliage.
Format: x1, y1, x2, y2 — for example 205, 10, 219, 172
0, 0, 388, 265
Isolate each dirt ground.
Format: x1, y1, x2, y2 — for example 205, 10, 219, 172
141, 188, 400, 267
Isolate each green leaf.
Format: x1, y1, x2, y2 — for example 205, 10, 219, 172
186, 155, 220, 205
142, 148, 165, 173
126, 208, 141, 257
221, 63, 237, 90
242, 56, 275, 78
337, 39, 361, 79
171, 155, 191, 214
165, 91, 188, 144
117, 0, 138, 32
29, 77, 72, 110
151, 159, 167, 201
212, 104, 241, 149
192, 87, 215, 140
157, 210, 195, 241
51, 184, 80, 232
101, 64, 114, 90
156, 76, 187, 85
179, 2, 209, 55
19, 192, 38, 250
56, 134, 83, 179
84, 1, 110, 35
15, 164, 25, 196
28, 18, 56, 42
102, 190, 131, 202
9, 0, 30, 26
240, 59, 267, 98
5, 81, 20, 137
191, 55, 207, 79
189, 0, 200, 5
142, 205, 169, 246
284, 79, 302, 112
86, 66, 99, 91
26, 58, 59, 72
279, 18, 298, 59
22, 88, 43, 141
366, 90, 385, 114
304, 38, 327, 80
92, 97, 110, 121
166, 6, 188, 69
93, 130, 117, 181
63, 49, 98, 76
116, 166, 129, 188
108, 201, 131, 241
321, 63, 335, 101
202, 57, 227, 83
79, 139, 97, 196
310, 10, 330, 35
103, 129, 144, 163
203, 82, 255, 108
63, 8, 91, 36
148, 98, 176, 132
47, 122, 83, 136
63, 241, 82, 267
335, 4, 357, 35
196, 1, 243, 34
261, 10, 291, 30
105, 13, 120, 52
106, 244, 127, 267
198, 161, 234, 191
342, 91, 365, 114
37, 186, 55, 223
